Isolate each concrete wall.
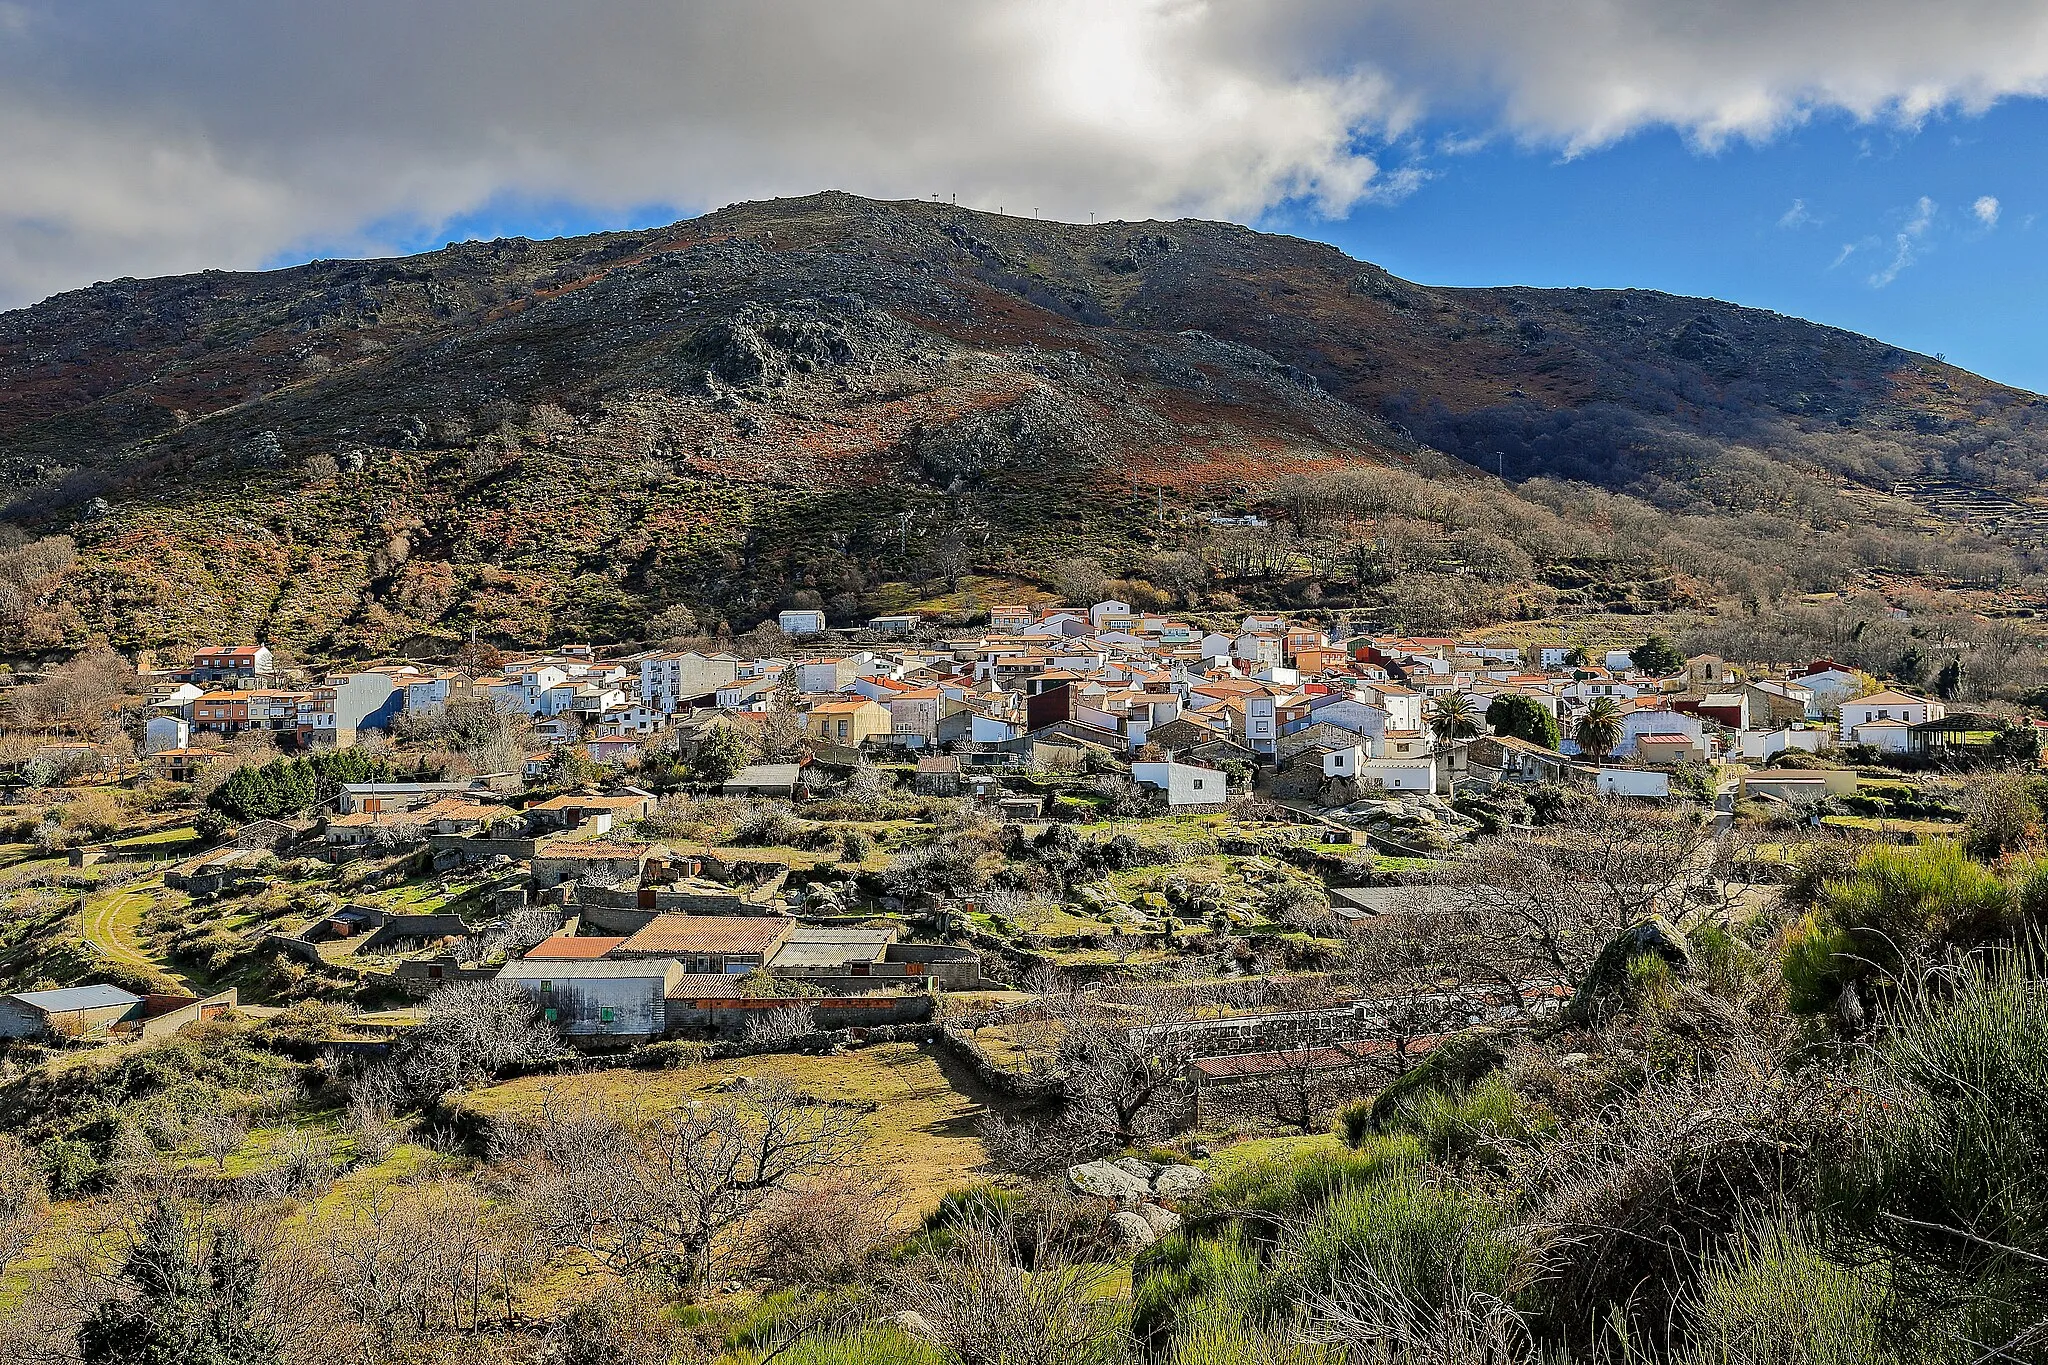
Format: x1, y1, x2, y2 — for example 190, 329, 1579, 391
513, 971, 675, 1037
138, 990, 240, 1041
1595, 768, 1672, 799
674, 992, 935, 1036
1361, 760, 1435, 793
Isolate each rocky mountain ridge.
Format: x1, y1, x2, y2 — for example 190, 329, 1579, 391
1, 190, 2042, 655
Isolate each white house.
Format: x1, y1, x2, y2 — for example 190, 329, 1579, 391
1361, 684, 1425, 734
970, 711, 1023, 744
798, 658, 856, 693
1132, 761, 1228, 809
778, 609, 826, 637
1089, 599, 1132, 631
1240, 694, 1279, 756
1616, 708, 1705, 758
1596, 768, 1671, 799
1602, 649, 1637, 673
1791, 666, 1866, 703
142, 715, 190, 755
1234, 634, 1283, 668
639, 652, 742, 712
1321, 743, 1367, 779
1022, 613, 1091, 638
714, 678, 779, 711
1737, 727, 1831, 761
1563, 677, 1641, 704
1839, 690, 1943, 745
1361, 758, 1436, 793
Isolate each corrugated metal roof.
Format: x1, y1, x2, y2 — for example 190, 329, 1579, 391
500, 959, 678, 980
11, 984, 142, 1013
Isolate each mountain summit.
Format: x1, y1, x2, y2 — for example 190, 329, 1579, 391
2, 191, 2042, 653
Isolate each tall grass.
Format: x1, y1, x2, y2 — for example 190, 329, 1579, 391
1196, 1133, 1422, 1224
1678, 1223, 1894, 1365
1833, 937, 2048, 1356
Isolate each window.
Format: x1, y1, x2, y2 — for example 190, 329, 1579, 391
599, 1007, 615, 1023
539, 980, 553, 993
544, 1008, 558, 1023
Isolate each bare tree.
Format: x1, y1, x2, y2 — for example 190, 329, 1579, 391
739, 1003, 818, 1046
509, 1079, 866, 1291
383, 979, 564, 1102
1422, 801, 1723, 1003
191, 1108, 250, 1173
0, 1134, 48, 1270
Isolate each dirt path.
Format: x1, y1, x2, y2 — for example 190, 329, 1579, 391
80, 880, 201, 992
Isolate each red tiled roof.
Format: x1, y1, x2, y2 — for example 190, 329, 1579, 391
619, 914, 795, 956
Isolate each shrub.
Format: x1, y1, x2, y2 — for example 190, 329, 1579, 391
1405, 1073, 1542, 1168
1830, 938, 2048, 1355
1679, 1224, 1893, 1365
1785, 841, 2016, 1011
1272, 1174, 1521, 1329
1131, 1228, 1266, 1358
1332, 1097, 1373, 1149
1199, 1135, 1422, 1225
1780, 914, 1863, 1014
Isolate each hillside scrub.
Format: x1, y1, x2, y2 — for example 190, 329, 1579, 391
1781, 839, 2031, 1013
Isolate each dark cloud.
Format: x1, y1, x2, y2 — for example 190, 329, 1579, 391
2, 0, 2045, 304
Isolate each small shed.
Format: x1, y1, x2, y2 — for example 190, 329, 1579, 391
914, 755, 961, 796
723, 763, 803, 799
0, 984, 144, 1040
498, 958, 683, 1038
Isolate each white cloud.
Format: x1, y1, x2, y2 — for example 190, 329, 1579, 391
1779, 198, 1817, 228
1870, 195, 1937, 287
1974, 194, 2002, 226
5, 0, 2048, 304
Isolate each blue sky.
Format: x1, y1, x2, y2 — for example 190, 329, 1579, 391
1281, 103, 2046, 391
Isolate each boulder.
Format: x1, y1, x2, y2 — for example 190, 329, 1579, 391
1565, 915, 1693, 1025
1067, 1159, 1153, 1203
1136, 1203, 1184, 1238
890, 1311, 934, 1340
1110, 1210, 1158, 1249
1149, 1164, 1209, 1198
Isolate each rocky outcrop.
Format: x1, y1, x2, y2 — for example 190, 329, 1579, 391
1067, 1156, 1209, 1206
1565, 915, 1693, 1026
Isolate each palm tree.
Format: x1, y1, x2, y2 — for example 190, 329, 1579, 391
1574, 696, 1624, 762
1427, 692, 1481, 747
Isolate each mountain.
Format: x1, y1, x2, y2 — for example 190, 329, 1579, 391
2, 190, 2044, 657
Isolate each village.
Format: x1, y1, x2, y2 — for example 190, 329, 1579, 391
2, 594, 2021, 1065
0, 587, 2041, 1364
